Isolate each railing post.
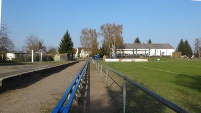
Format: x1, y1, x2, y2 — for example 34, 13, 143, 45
98, 63, 99, 72
106, 68, 108, 87
123, 80, 126, 113
100, 64, 102, 76
74, 92, 78, 112
96, 62, 97, 70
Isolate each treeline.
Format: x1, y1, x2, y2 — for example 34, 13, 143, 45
79, 24, 155, 58
176, 39, 192, 57
80, 23, 124, 58
1, 21, 201, 63
0, 24, 58, 62
79, 22, 201, 58
176, 38, 201, 58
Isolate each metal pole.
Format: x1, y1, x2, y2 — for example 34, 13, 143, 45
100, 65, 102, 76
123, 80, 126, 113
96, 62, 97, 70
106, 68, 108, 87
98, 63, 99, 72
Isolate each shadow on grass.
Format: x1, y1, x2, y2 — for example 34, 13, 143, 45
174, 74, 201, 112
106, 81, 173, 113
175, 74, 201, 93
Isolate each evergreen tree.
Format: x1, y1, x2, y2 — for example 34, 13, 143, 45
134, 37, 141, 43
58, 30, 74, 53
148, 39, 152, 44
184, 40, 192, 57
177, 39, 192, 57
177, 39, 185, 55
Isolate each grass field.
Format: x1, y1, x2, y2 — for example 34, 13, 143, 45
101, 58, 201, 113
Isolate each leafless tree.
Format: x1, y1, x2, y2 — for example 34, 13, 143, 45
47, 46, 57, 59
0, 25, 15, 52
194, 38, 201, 58
99, 23, 123, 58
24, 34, 46, 54
80, 28, 99, 56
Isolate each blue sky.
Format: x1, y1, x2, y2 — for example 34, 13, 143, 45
2, 0, 201, 51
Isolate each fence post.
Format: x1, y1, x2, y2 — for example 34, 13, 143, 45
106, 68, 108, 87
98, 63, 99, 72
100, 65, 102, 76
123, 80, 126, 113
96, 62, 98, 70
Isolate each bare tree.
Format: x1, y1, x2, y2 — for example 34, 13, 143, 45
0, 24, 15, 52
80, 28, 90, 48
24, 34, 46, 54
80, 28, 99, 56
99, 23, 123, 58
194, 38, 201, 58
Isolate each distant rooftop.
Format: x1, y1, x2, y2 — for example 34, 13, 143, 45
124, 43, 174, 49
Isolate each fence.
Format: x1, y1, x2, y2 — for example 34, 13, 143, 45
52, 61, 89, 113
92, 60, 189, 113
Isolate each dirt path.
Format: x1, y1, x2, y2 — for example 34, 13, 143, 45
0, 61, 117, 113
0, 61, 86, 113
78, 62, 113, 113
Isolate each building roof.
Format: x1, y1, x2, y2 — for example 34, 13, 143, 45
124, 43, 174, 49
77, 48, 91, 54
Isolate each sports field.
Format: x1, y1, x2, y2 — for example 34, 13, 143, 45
101, 58, 201, 113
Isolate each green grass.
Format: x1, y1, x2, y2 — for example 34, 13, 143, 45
100, 59, 201, 113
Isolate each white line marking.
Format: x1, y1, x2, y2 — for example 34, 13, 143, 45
134, 65, 201, 78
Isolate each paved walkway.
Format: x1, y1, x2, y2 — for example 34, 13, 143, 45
0, 61, 119, 113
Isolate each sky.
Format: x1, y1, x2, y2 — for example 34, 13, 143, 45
2, 0, 201, 51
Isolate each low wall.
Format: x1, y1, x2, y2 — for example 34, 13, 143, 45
0, 61, 78, 92
105, 58, 148, 62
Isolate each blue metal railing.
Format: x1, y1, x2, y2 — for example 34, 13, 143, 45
52, 61, 89, 113
93, 60, 189, 113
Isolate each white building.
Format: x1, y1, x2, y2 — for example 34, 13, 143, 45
6, 53, 16, 60
5, 52, 27, 61
76, 48, 91, 58
116, 43, 175, 57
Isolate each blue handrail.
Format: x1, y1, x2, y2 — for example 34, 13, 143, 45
52, 61, 89, 113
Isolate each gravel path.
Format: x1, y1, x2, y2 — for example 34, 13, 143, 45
0, 61, 86, 113
78, 62, 113, 113
0, 61, 117, 113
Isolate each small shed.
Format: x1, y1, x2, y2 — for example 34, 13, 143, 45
54, 54, 60, 61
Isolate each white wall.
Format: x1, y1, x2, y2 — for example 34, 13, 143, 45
116, 49, 174, 56
6, 53, 16, 60
149, 49, 174, 56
